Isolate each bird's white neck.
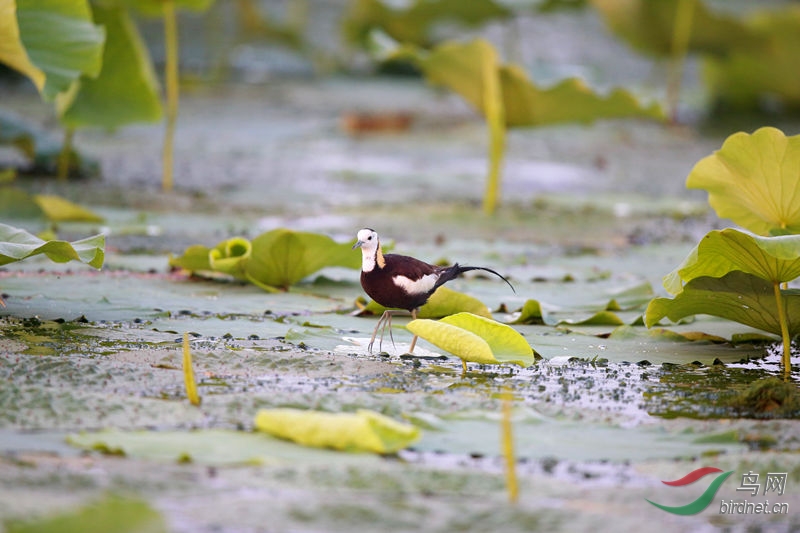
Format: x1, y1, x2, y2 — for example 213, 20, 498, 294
361, 244, 385, 272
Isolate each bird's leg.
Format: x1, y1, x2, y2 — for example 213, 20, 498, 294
407, 308, 419, 354
382, 311, 395, 352
367, 310, 391, 354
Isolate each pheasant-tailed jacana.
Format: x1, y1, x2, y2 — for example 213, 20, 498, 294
353, 228, 515, 353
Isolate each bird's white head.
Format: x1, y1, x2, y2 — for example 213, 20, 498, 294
353, 228, 382, 271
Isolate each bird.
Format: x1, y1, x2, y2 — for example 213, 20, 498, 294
353, 228, 515, 354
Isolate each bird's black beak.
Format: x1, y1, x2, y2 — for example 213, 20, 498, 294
352, 240, 363, 250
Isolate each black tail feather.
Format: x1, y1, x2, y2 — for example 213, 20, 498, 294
436, 263, 516, 293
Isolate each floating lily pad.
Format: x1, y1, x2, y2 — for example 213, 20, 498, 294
414, 409, 745, 462
67, 429, 389, 465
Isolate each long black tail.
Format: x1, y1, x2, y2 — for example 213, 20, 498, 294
435, 264, 516, 293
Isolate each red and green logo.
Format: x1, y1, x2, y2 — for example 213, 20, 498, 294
647, 467, 734, 515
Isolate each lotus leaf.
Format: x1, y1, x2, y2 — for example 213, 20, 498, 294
662, 229, 800, 295
1, 0, 105, 100
400, 39, 663, 128
686, 127, 800, 235
66, 429, 390, 465
0, 222, 104, 268
407, 312, 534, 367
3, 494, 167, 533
702, 7, 800, 110
254, 408, 420, 454
170, 229, 359, 291
116, 0, 215, 17
32, 194, 103, 222
244, 229, 360, 290
57, 4, 162, 128
343, 0, 511, 47
393, 38, 662, 213
590, 0, 757, 57
647, 271, 800, 337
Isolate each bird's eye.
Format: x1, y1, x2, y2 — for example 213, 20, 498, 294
367, 236, 372, 240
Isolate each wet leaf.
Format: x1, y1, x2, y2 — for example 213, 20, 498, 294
4, 494, 167, 533
686, 127, 800, 235
362, 286, 492, 319
56, 4, 162, 128
646, 272, 800, 337
3, 0, 105, 100
0, 222, 104, 268
407, 312, 534, 366
254, 408, 420, 454
662, 229, 800, 294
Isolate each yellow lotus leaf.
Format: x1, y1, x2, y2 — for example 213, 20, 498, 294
687, 127, 800, 235
254, 408, 420, 454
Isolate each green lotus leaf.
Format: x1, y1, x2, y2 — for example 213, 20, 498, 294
499, 66, 664, 127
400, 39, 663, 128
663, 229, 800, 295
590, 0, 758, 57
0, 222, 104, 268
32, 194, 103, 222
363, 286, 492, 319
168, 244, 213, 273
244, 229, 359, 291
646, 271, 800, 337
4, 0, 105, 101
3, 494, 167, 533
407, 312, 534, 366
342, 0, 511, 47
686, 127, 800, 235
702, 8, 800, 111
56, 4, 162, 128
254, 408, 420, 454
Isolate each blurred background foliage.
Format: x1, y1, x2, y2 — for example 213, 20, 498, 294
1, 0, 799, 206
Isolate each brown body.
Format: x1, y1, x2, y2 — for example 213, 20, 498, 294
360, 253, 459, 311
